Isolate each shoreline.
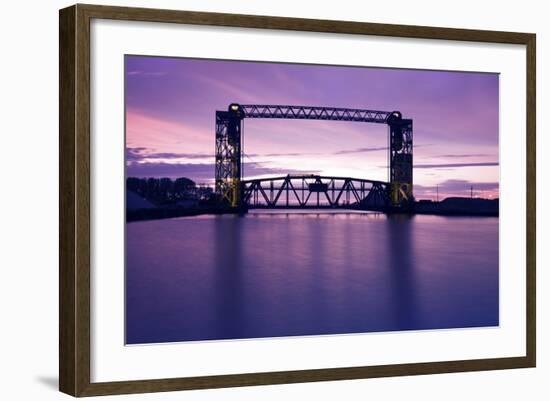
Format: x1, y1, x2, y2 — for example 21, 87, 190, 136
127, 206, 498, 223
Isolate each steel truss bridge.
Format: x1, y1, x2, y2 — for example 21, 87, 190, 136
215, 104, 413, 211
243, 175, 389, 210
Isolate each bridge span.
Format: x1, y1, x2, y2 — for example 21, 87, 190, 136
242, 174, 389, 210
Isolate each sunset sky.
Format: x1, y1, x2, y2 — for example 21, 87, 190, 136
125, 55, 499, 200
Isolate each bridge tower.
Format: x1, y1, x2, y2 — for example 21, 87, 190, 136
214, 103, 413, 210
387, 112, 413, 207
215, 104, 243, 207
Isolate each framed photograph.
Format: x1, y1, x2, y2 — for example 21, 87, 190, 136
59, 4, 536, 397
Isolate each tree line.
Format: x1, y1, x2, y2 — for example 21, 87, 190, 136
126, 177, 214, 204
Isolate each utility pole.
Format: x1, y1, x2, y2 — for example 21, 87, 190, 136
470, 185, 473, 199
436, 184, 439, 202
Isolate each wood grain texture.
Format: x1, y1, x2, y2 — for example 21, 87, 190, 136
58, 3, 537, 397
525, 34, 536, 367
59, 5, 76, 396
78, 3, 533, 44
79, 357, 533, 396
75, 4, 92, 396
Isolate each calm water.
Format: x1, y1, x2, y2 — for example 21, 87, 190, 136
126, 211, 498, 344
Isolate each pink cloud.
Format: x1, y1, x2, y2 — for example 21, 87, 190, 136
126, 109, 211, 153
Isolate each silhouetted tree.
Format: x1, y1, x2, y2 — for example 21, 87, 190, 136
127, 176, 209, 205
174, 177, 195, 197
126, 177, 141, 194
159, 177, 173, 200
146, 178, 160, 199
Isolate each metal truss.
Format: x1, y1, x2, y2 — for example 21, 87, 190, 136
388, 117, 413, 205
215, 111, 241, 206
239, 104, 392, 124
242, 175, 389, 210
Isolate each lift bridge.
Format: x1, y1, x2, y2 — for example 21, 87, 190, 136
215, 104, 413, 211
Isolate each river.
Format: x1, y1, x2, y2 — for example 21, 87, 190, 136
126, 211, 498, 344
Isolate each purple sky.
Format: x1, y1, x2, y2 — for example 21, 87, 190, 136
125, 55, 499, 200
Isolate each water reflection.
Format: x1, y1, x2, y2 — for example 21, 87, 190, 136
213, 216, 245, 339
386, 214, 418, 330
126, 212, 498, 344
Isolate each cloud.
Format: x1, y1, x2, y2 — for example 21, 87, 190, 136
126, 147, 149, 162
127, 147, 315, 162
149, 152, 212, 160
333, 144, 433, 156
193, 74, 263, 104
415, 179, 499, 192
126, 109, 212, 151
126, 162, 214, 181
333, 146, 388, 155
126, 161, 318, 182
414, 179, 499, 200
249, 152, 314, 157
126, 147, 212, 161
435, 154, 490, 158
127, 70, 167, 77
414, 162, 499, 169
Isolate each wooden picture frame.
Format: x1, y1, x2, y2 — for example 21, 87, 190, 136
59, 3, 536, 397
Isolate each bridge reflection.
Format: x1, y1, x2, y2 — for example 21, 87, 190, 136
242, 174, 389, 210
